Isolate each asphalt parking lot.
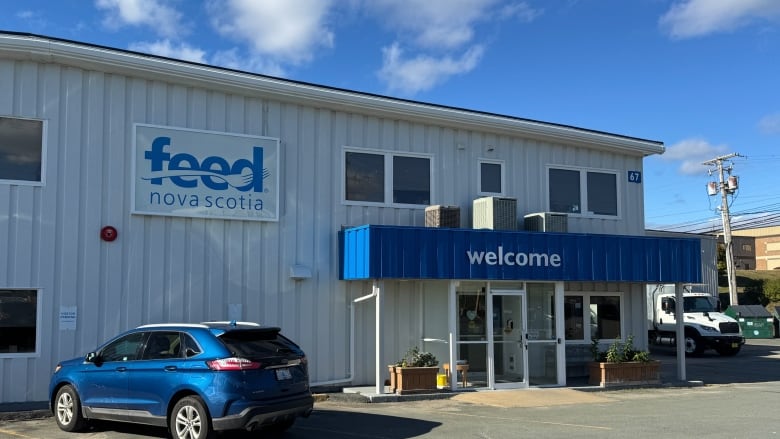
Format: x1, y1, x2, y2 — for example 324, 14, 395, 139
2, 339, 779, 438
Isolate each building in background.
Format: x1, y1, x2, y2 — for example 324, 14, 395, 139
732, 227, 780, 270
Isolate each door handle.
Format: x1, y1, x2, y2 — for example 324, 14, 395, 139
116, 367, 127, 372
165, 366, 177, 371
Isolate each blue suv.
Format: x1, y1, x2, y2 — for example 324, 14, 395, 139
49, 322, 313, 438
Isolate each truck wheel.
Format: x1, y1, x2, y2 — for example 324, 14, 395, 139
716, 346, 741, 356
684, 332, 705, 356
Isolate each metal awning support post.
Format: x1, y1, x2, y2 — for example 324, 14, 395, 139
675, 282, 686, 381
375, 281, 384, 394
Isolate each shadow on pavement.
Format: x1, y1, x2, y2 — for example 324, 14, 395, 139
53, 409, 441, 439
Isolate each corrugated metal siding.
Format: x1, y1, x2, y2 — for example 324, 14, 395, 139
1, 51, 656, 402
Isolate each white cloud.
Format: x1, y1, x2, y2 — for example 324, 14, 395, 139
661, 138, 729, 175
207, 0, 334, 65
378, 43, 484, 95
368, 0, 536, 49
659, 0, 780, 39
129, 40, 206, 63
95, 0, 184, 38
368, 1, 538, 95
758, 112, 780, 134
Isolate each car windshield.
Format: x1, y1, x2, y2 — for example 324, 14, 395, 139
683, 296, 717, 313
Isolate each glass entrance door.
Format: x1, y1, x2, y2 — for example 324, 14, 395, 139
526, 283, 559, 386
490, 291, 527, 389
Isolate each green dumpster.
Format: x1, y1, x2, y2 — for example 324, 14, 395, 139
725, 305, 775, 339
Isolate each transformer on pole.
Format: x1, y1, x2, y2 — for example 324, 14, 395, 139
703, 153, 743, 306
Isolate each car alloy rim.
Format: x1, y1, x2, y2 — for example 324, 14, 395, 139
175, 405, 202, 439
57, 392, 73, 425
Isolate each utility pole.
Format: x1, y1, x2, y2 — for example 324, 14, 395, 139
703, 153, 742, 306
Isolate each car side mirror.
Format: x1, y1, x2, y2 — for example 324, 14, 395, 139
661, 298, 675, 314
85, 352, 102, 365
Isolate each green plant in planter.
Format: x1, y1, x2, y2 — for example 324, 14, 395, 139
592, 335, 651, 363
396, 346, 438, 367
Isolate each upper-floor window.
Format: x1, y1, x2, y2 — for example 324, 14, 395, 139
548, 167, 618, 217
478, 159, 504, 195
0, 117, 44, 184
741, 244, 753, 252
344, 149, 431, 206
0, 289, 38, 355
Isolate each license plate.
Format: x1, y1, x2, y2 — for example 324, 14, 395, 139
275, 368, 292, 380
731, 343, 739, 348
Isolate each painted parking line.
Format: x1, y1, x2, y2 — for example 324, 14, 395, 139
0, 428, 38, 438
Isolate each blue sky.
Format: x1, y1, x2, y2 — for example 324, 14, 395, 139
3, 0, 780, 232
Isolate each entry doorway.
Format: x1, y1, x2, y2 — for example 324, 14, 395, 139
489, 290, 527, 389
454, 283, 562, 390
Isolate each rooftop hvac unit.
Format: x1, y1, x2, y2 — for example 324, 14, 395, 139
472, 196, 517, 231
425, 205, 461, 228
524, 212, 568, 233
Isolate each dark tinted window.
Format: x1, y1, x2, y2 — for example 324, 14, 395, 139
587, 171, 617, 215
220, 329, 300, 358
0, 117, 43, 183
0, 290, 37, 353
345, 152, 384, 202
393, 155, 430, 205
181, 332, 202, 357
480, 162, 502, 194
549, 168, 580, 213
101, 332, 145, 362
142, 332, 181, 360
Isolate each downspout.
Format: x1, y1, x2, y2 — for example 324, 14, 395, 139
310, 285, 378, 388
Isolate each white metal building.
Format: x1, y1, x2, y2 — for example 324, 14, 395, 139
0, 32, 702, 404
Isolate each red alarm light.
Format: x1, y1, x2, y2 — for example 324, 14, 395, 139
100, 226, 118, 242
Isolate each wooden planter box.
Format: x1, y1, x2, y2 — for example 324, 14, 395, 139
388, 366, 439, 394
589, 361, 661, 388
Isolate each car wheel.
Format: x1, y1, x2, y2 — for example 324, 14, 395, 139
684, 332, 705, 356
170, 396, 214, 439
54, 385, 87, 432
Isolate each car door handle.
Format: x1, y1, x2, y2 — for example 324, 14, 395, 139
165, 366, 177, 371
116, 367, 127, 372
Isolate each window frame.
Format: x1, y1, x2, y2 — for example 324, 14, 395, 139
0, 289, 42, 358
0, 116, 47, 186
342, 147, 433, 208
546, 165, 621, 219
563, 292, 624, 344
477, 158, 505, 196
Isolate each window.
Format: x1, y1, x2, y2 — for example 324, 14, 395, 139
0, 290, 38, 354
741, 244, 752, 252
0, 117, 44, 183
478, 160, 504, 195
564, 293, 622, 341
100, 332, 145, 362
344, 149, 431, 206
393, 155, 430, 205
142, 332, 181, 360
548, 167, 619, 216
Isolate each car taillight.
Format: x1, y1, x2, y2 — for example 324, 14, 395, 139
207, 357, 262, 371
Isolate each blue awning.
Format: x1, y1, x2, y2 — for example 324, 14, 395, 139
339, 225, 701, 283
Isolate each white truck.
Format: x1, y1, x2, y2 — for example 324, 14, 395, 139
648, 286, 745, 356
